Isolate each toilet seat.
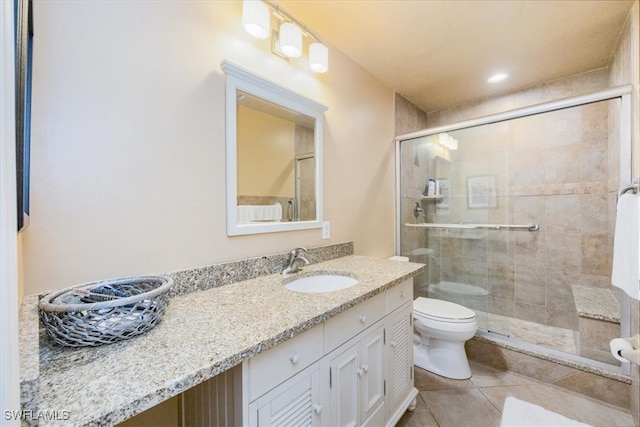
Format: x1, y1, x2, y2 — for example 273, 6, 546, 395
414, 297, 476, 323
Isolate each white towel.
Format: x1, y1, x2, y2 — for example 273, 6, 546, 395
501, 397, 592, 427
611, 193, 640, 301
237, 204, 282, 223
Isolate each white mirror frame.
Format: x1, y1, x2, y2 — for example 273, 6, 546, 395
221, 61, 328, 236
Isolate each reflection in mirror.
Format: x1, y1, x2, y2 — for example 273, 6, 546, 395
221, 61, 328, 236
236, 91, 316, 222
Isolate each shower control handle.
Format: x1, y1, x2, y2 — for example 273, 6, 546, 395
413, 202, 424, 220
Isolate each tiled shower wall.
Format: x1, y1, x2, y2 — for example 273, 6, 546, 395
459, 99, 612, 331
395, 94, 431, 296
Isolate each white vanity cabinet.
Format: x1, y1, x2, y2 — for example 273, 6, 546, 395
243, 278, 417, 427
324, 324, 385, 427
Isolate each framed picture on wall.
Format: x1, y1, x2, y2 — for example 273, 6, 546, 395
467, 175, 496, 209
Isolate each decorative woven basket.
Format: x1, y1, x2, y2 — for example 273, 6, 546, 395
39, 276, 173, 347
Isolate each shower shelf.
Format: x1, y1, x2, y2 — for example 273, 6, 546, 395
405, 223, 539, 231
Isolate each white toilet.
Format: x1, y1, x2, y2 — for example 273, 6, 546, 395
413, 297, 478, 379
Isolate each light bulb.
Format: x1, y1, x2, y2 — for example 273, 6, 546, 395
487, 73, 509, 84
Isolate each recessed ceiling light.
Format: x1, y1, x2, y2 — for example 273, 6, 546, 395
488, 73, 509, 84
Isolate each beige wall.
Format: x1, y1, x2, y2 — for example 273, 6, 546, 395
237, 106, 295, 198
24, 0, 395, 294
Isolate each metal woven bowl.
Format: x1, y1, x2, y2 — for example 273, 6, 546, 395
39, 276, 173, 347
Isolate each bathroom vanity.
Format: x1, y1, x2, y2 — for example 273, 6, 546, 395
244, 278, 415, 426
19, 254, 424, 426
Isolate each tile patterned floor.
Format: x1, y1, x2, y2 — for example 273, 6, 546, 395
396, 361, 636, 427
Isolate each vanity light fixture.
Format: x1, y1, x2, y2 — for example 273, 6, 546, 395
242, 0, 270, 39
241, 0, 329, 73
487, 73, 509, 84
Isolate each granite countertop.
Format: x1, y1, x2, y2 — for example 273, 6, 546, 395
19, 255, 424, 426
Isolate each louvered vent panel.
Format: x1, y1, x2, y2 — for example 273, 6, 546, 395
392, 315, 410, 397
270, 386, 313, 427
183, 366, 238, 426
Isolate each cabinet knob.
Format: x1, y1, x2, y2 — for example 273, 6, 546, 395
400, 291, 405, 298
359, 314, 367, 323
313, 404, 322, 414
289, 353, 299, 364
362, 364, 369, 373
391, 341, 397, 348
357, 368, 364, 377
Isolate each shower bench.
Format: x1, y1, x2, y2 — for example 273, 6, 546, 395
571, 285, 621, 365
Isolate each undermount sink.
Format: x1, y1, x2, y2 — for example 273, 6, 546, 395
284, 272, 359, 293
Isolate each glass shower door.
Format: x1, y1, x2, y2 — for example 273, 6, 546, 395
399, 122, 513, 337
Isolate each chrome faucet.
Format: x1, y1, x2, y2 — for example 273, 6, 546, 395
283, 247, 310, 275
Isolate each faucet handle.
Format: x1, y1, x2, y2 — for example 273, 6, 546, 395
287, 247, 306, 262
288, 247, 307, 257
295, 248, 309, 266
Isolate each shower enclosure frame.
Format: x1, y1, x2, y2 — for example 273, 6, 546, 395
395, 84, 633, 374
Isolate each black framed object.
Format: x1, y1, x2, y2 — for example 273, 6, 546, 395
15, 0, 33, 231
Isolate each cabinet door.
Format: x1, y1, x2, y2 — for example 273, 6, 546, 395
386, 303, 413, 417
249, 362, 323, 427
359, 325, 384, 422
329, 343, 360, 427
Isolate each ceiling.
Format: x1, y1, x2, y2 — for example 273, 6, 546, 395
279, 0, 634, 113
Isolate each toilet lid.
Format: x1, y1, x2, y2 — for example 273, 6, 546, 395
414, 297, 476, 321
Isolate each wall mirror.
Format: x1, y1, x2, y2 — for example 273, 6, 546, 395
221, 61, 327, 236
